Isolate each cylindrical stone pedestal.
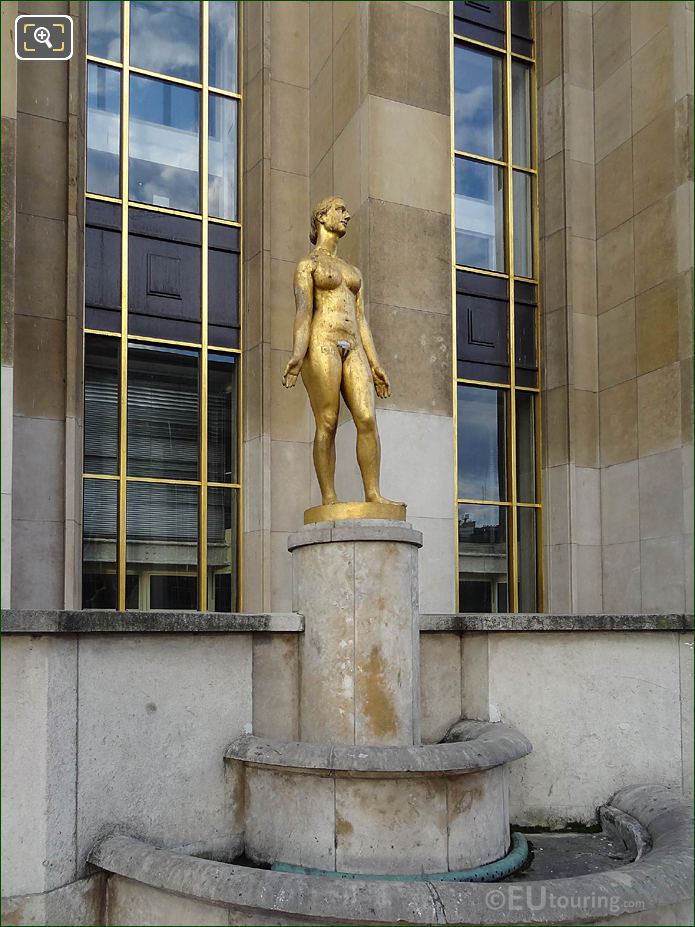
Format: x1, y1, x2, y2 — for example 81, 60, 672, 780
288, 520, 422, 746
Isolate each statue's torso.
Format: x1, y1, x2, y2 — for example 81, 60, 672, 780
309, 253, 362, 349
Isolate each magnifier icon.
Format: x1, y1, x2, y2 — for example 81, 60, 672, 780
34, 25, 53, 49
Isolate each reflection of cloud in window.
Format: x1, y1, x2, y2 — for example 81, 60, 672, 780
130, 1, 200, 82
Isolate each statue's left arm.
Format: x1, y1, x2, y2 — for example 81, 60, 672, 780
356, 287, 390, 399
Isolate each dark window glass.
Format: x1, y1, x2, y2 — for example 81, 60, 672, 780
209, 95, 238, 221
457, 385, 507, 501
128, 209, 202, 340
130, 1, 200, 82
514, 301, 537, 387
209, 0, 238, 92
127, 344, 199, 480
82, 478, 118, 608
129, 75, 200, 214
84, 336, 119, 475
207, 488, 238, 612
511, 1, 533, 57
458, 503, 508, 613
454, 45, 503, 159
517, 507, 537, 611
88, 0, 121, 61
453, 1, 505, 49
208, 354, 239, 484
86, 201, 121, 332
209, 223, 240, 341
87, 64, 120, 197
455, 158, 504, 271
456, 272, 509, 382
126, 482, 198, 610
516, 392, 536, 502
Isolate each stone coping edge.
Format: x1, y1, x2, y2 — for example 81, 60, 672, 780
224, 723, 532, 775
0, 609, 304, 634
420, 612, 694, 632
288, 519, 423, 551
88, 785, 693, 925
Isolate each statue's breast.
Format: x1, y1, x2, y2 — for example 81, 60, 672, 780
314, 260, 343, 291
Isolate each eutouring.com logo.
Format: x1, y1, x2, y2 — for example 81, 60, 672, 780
15, 15, 73, 61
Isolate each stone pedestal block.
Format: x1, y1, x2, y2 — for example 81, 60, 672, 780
288, 520, 422, 746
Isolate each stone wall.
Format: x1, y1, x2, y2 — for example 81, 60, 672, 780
539, 1, 694, 613
5, 0, 86, 611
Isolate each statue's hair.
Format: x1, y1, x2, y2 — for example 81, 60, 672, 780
310, 195, 345, 245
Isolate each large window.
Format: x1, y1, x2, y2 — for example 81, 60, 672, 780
452, 1, 541, 612
83, 1, 242, 611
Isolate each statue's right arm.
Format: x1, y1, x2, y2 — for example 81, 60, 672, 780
282, 258, 314, 388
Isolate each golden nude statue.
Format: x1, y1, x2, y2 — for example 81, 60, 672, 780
282, 195, 405, 523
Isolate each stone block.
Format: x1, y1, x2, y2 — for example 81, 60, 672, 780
540, 3, 562, 86
270, 348, 314, 443
270, 80, 309, 176
566, 85, 594, 165
1, 636, 77, 895
368, 2, 449, 116
243, 766, 336, 869
270, 440, 312, 532
596, 140, 634, 239
269, 169, 309, 265
569, 235, 597, 316
368, 200, 451, 315
10, 519, 64, 608
602, 542, 642, 613
12, 316, 66, 420
600, 460, 639, 545
633, 107, 677, 215
544, 309, 567, 390
446, 767, 508, 869
631, 26, 674, 134
573, 467, 601, 546
634, 194, 677, 297
269, 1, 309, 90
15, 213, 67, 320
76, 634, 252, 870
593, 1, 630, 89
594, 61, 632, 162
17, 59, 68, 123
637, 363, 681, 457
367, 97, 449, 214
334, 776, 448, 875
309, 57, 332, 174
565, 8, 593, 90
333, 15, 359, 137
252, 632, 299, 741
572, 313, 598, 392
16, 113, 67, 221
640, 536, 686, 613
598, 299, 636, 390
566, 160, 595, 239
334, 111, 364, 216
574, 544, 603, 613
270, 258, 297, 353
572, 388, 599, 469
638, 449, 684, 541
542, 152, 565, 236
599, 379, 637, 467
107, 875, 227, 926
420, 632, 461, 744
545, 386, 569, 467
309, 0, 332, 84
270, 529, 293, 611
11, 416, 65, 524
409, 515, 456, 614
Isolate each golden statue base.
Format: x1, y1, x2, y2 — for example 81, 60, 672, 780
304, 501, 407, 525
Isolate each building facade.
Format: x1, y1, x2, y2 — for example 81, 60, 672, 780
0, 1, 693, 923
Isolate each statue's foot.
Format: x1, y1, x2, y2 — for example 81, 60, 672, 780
365, 493, 404, 506
321, 495, 340, 506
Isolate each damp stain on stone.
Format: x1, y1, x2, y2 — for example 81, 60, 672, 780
145, 702, 157, 714
359, 645, 398, 738
335, 814, 354, 837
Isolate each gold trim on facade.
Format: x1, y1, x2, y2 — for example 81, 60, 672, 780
451, 1, 542, 613
83, 0, 243, 612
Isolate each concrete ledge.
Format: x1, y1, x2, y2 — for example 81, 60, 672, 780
0, 610, 304, 634
225, 724, 532, 775
420, 613, 694, 632
288, 519, 423, 551
88, 785, 693, 925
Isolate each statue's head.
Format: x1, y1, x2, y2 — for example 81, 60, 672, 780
310, 195, 350, 244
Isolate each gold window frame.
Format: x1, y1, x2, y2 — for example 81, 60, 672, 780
450, 1, 544, 613
83, 0, 244, 611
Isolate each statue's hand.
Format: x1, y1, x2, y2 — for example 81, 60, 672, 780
282, 355, 304, 388
372, 366, 390, 399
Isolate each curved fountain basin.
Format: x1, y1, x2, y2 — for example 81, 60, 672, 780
224, 725, 532, 875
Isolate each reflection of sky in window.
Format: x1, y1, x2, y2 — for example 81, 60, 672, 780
209, 1, 238, 92
455, 159, 504, 270
129, 76, 199, 213
87, 64, 120, 197
88, 0, 121, 61
454, 45, 502, 159
457, 386, 506, 501
130, 1, 200, 82
458, 504, 506, 550
209, 96, 238, 220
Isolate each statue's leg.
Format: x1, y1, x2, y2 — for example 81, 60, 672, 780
341, 349, 390, 504
301, 346, 342, 505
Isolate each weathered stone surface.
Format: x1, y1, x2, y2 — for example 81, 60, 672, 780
420, 613, 693, 632
293, 527, 421, 745
88, 785, 694, 924
1, 873, 105, 926
225, 726, 532, 774
1, 609, 304, 634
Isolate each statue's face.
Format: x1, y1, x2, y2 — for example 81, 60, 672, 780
321, 199, 350, 237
